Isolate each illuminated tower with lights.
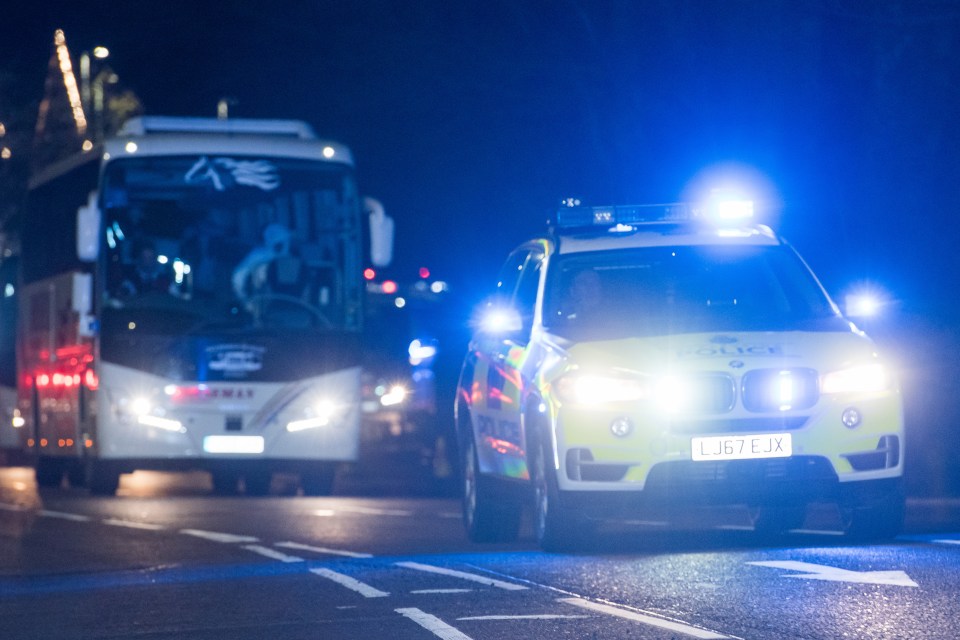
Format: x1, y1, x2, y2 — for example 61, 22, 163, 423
32, 29, 142, 172
33, 29, 88, 171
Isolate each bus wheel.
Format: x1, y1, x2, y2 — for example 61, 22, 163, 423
244, 471, 273, 496
66, 461, 87, 488
301, 466, 336, 496
87, 462, 120, 496
211, 471, 240, 495
36, 457, 64, 488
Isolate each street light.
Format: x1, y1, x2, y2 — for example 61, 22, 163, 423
79, 46, 112, 143
0, 122, 8, 159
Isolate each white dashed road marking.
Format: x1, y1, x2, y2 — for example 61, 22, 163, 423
314, 505, 413, 517
0, 501, 31, 512
559, 598, 731, 639
102, 518, 166, 531
395, 561, 527, 591
396, 608, 473, 640
457, 614, 589, 621
310, 568, 390, 598
274, 540, 374, 558
39, 510, 91, 522
242, 544, 304, 562
179, 529, 259, 544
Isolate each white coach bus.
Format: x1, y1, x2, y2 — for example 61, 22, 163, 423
16, 116, 382, 495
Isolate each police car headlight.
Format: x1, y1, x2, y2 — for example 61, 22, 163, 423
653, 376, 693, 414
555, 373, 649, 405
821, 364, 890, 395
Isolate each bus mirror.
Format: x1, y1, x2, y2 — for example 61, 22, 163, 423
73, 273, 96, 337
364, 196, 394, 267
77, 192, 101, 262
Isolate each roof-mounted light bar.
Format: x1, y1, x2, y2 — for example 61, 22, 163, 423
555, 203, 692, 229
554, 196, 754, 231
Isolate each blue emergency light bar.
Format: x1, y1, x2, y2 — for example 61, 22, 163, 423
555, 203, 692, 229
554, 198, 754, 230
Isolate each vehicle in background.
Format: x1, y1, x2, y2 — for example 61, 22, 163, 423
358, 269, 459, 489
0, 253, 18, 462
15, 116, 392, 495
457, 197, 905, 549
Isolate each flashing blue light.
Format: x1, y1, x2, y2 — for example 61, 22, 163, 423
845, 293, 881, 318
555, 192, 757, 231
714, 199, 754, 220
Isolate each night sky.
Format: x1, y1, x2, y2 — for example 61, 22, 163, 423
3, 1, 960, 314
3, 1, 960, 492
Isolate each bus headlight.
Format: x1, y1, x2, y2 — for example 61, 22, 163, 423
120, 395, 184, 432
130, 396, 152, 416
286, 399, 340, 432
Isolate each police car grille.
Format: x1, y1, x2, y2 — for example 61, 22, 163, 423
741, 368, 820, 412
687, 373, 737, 414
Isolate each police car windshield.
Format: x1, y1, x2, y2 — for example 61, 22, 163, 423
543, 244, 842, 341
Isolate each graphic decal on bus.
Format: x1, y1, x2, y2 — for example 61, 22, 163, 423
185, 157, 280, 191
206, 344, 266, 375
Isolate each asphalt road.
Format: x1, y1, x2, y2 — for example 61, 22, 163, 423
2, 465, 960, 640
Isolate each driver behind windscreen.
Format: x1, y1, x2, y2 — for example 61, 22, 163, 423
119, 239, 172, 296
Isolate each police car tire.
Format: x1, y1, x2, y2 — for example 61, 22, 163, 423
530, 435, 592, 552
748, 505, 807, 536
840, 487, 905, 542
462, 437, 521, 543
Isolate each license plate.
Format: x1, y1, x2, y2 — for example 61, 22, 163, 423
203, 435, 264, 454
691, 433, 792, 461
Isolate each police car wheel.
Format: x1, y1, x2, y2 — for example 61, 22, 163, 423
462, 437, 521, 543
839, 488, 905, 542
529, 434, 592, 551
747, 505, 807, 536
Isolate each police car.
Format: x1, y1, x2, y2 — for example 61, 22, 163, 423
456, 198, 904, 549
